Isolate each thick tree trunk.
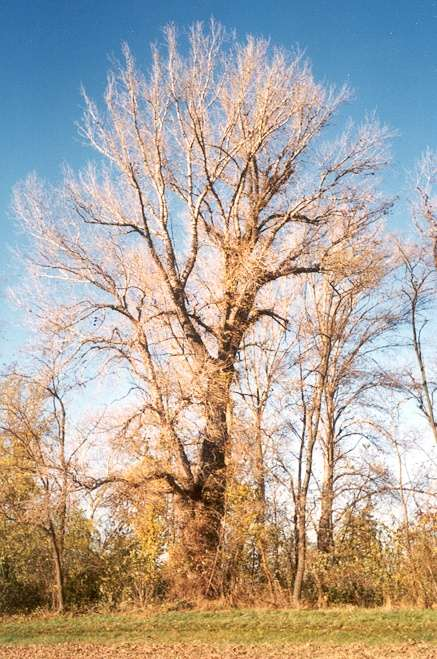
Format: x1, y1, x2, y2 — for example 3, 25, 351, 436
169, 373, 231, 599
168, 289, 254, 598
170, 486, 225, 598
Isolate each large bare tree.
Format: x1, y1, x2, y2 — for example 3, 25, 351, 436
14, 22, 391, 594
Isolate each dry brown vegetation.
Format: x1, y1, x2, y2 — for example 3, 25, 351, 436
0, 642, 436, 658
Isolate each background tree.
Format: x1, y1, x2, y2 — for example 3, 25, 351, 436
312, 239, 399, 555
415, 150, 437, 270
0, 349, 91, 611
394, 244, 437, 445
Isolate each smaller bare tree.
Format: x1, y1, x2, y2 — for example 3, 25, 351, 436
0, 348, 91, 611
396, 246, 437, 445
415, 150, 437, 271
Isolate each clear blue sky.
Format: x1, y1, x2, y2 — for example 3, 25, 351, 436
0, 0, 436, 345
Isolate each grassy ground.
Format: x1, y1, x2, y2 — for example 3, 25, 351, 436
0, 608, 435, 658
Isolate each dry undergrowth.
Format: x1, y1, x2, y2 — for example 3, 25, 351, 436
0, 643, 435, 658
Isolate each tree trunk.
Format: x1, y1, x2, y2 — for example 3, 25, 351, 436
170, 488, 225, 598
317, 425, 335, 553
168, 291, 254, 598
169, 373, 231, 599
317, 488, 334, 553
49, 529, 65, 612
293, 499, 306, 605
292, 401, 325, 604
292, 353, 329, 603
253, 405, 277, 603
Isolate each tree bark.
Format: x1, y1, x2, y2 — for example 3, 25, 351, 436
317, 475, 334, 553
170, 489, 225, 598
169, 371, 232, 598
253, 404, 277, 602
48, 527, 65, 613
317, 417, 335, 553
292, 497, 307, 605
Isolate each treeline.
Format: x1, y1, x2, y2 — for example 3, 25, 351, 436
0, 482, 435, 612
0, 22, 436, 612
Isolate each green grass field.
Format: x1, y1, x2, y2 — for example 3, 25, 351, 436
0, 608, 435, 648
